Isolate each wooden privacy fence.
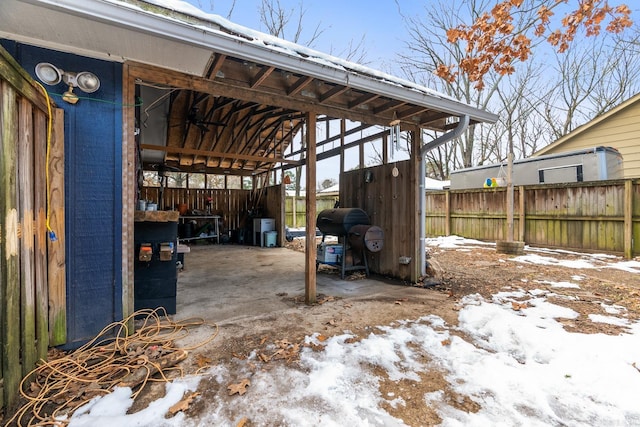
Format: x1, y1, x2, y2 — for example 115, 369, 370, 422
1, 46, 66, 409
425, 179, 639, 258
141, 187, 252, 232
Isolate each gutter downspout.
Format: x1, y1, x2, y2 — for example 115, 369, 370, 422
419, 115, 470, 276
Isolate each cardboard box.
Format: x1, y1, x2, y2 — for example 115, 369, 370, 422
317, 243, 343, 264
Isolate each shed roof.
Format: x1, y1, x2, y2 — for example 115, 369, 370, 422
2, 0, 498, 175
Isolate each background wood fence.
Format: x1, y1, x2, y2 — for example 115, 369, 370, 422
285, 195, 337, 228
425, 179, 639, 257
1, 46, 65, 409
142, 187, 253, 233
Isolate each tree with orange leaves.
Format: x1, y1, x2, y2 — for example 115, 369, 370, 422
437, 0, 633, 89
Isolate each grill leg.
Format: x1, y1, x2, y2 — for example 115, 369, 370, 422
362, 248, 369, 276
341, 239, 347, 279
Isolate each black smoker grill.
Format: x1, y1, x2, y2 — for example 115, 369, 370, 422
316, 208, 384, 279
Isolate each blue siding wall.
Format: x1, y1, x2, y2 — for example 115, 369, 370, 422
2, 41, 124, 347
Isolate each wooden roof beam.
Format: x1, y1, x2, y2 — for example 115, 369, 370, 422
349, 92, 379, 109
319, 85, 348, 103
205, 53, 227, 79
129, 62, 426, 129
250, 66, 275, 89
419, 111, 450, 126
287, 75, 314, 96
397, 106, 430, 120
374, 100, 405, 115
141, 144, 301, 165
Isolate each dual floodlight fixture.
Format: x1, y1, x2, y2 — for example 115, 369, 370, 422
35, 62, 100, 104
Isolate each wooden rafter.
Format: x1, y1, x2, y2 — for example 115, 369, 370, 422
141, 144, 300, 165
205, 53, 227, 79
319, 85, 348, 103
251, 66, 275, 88
349, 92, 379, 109
287, 75, 314, 96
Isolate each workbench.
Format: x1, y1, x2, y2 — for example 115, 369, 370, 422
178, 215, 221, 244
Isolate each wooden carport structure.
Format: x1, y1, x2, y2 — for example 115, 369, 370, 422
1, 0, 499, 407
2, 0, 498, 325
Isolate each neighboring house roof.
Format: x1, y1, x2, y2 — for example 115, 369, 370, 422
425, 177, 450, 190
2, 0, 498, 175
319, 184, 340, 194
533, 92, 640, 178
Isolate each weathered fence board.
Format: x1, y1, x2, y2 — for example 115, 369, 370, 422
1, 45, 56, 409
48, 108, 66, 345
18, 97, 37, 376
1, 80, 22, 409
425, 180, 639, 257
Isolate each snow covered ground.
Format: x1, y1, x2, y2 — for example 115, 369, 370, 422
68, 237, 640, 427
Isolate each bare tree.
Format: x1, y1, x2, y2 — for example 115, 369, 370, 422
195, 0, 236, 19
399, 0, 513, 173
399, 0, 640, 178
542, 33, 640, 140
258, 0, 324, 46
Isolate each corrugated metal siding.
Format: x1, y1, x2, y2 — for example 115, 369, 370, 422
540, 100, 640, 178
3, 41, 123, 347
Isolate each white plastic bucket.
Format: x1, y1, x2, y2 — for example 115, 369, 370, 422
264, 231, 277, 247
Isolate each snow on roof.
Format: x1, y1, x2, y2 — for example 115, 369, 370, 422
111, 0, 468, 105
425, 177, 450, 190
318, 184, 340, 193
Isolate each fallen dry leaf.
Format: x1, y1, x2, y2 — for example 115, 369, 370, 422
195, 354, 212, 368
168, 392, 200, 415
237, 417, 249, 427
259, 336, 268, 345
326, 319, 337, 326
511, 301, 528, 311
276, 339, 292, 348
316, 334, 328, 342
258, 353, 270, 363
227, 378, 251, 396
441, 339, 451, 346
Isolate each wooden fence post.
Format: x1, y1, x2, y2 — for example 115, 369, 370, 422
48, 108, 66, 345
518, 186, 526, 242
624, 180, 633, 259
1, 82, 21, 408
445, 191, 451, 236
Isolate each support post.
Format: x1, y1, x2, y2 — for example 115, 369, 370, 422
340, 119, 345, 176
445, 191, 451, 236
382, 133, 388, 165
411, 128, 421, 282
305, 113, 317, 304
506, 152, 514, 241
122, 63, 135, 330
624, 180, 633, 259
518, 186, 526, 241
